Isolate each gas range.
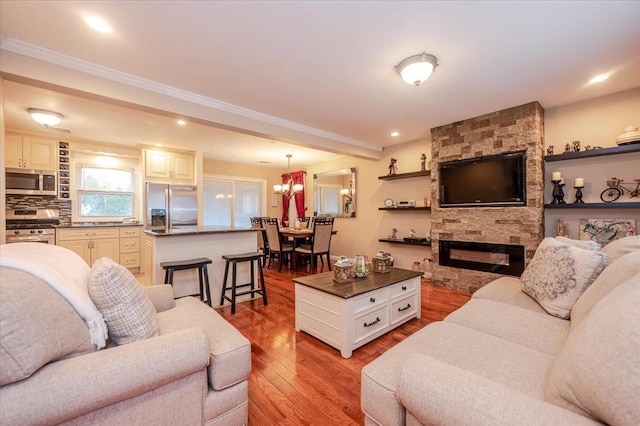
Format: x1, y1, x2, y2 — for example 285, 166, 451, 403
6, 209, 59, 244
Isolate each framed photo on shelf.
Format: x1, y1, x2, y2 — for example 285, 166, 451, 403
579, 218, 636, 246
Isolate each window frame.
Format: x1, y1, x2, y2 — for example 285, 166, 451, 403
74, 163, 136, 222
203, 174, 267, 229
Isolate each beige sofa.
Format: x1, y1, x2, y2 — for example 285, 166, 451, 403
0, 266, 250, 425
361, 236, 640, 426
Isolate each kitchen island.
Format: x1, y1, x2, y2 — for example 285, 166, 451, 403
143, 226, 259, 306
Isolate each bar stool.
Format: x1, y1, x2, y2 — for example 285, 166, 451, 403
220, 252, 267, 314
161, 257, 213, 307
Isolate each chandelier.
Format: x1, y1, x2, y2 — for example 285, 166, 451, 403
273, 154, 304, 198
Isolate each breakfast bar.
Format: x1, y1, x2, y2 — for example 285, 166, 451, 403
143, 227, 259, 306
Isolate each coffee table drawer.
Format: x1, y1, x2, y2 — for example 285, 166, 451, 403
391, 293, 418, 325
354, 288, 388, 314
354, 305, 389, 344
389, 279, 418, 300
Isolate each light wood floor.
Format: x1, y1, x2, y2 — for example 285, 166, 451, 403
215, 264, 471, 425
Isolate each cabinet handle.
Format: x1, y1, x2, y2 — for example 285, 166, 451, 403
370, 297, 375, 303
398, 304, 412, 312
402, 286, 407, 291
18, 159, 22, 168
364, 317, 381, 327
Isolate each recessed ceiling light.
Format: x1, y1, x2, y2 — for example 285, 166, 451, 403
588, 74, 609, 84
85, 16, 112, 33
390, 131, 400, 137
177, 119, 186, 126
155, 143, 162, 147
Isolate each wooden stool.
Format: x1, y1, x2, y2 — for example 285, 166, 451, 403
161, 257, 213, 307
220, 252, 267, 314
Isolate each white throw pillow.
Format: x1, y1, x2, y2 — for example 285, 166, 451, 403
545, 274, 640, 425
88, 257, 159, 345
521, 237, 606, 319
600, 235, 640, 266
554, 236, 601, 251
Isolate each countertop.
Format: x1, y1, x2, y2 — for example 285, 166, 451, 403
56, 223, 143, 228
144, 226, 258, 237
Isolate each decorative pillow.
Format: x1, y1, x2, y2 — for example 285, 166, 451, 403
571, 249, 640, 331
545, 274, 640, 425
88, 258, 159, 345
521, 237, 606, 319
0, 268, 95, 386
554, 236, 601, 251
600, 235, 640, 266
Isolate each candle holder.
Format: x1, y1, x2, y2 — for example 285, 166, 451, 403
551, 179, 566, 204
574, 185, 585, 203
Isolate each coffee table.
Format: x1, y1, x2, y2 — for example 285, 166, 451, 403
294, 268, 422, 358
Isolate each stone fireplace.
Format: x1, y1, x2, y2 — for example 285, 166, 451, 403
430, 102, 545, 293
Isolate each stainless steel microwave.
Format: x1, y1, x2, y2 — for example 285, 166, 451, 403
5, 169, 58, 196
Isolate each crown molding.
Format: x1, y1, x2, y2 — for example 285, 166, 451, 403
1, 37, 381, 153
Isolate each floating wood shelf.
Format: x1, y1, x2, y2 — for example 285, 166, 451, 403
378, 238, 431, 246
544, 202, 640, 209
378, 170, 430, 180
544, 144, 640, 162
378, 206, 431, 211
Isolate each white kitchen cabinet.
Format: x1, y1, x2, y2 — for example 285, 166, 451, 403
5, 134, 57, 170
57, 227, 120, 266
119, 227, 141, 269
144, 149, 194, 182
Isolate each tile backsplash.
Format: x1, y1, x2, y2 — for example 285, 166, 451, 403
6, 196, 72, 225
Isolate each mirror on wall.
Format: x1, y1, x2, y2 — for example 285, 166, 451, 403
313, 167, 356, 218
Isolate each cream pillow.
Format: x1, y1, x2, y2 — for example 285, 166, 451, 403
545, 274, 640, 425
554, 236, 601, 251
600, 235, 640, 266
571, 249, 640, 330
88, 257, 159, 345
521, 237, 606, 319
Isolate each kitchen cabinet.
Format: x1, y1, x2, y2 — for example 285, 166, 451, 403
5, 134, 57, 170
145, 149, 194, 182
119, 227, 142, 270
142, 233, 155, 286
57, 227, 120, 266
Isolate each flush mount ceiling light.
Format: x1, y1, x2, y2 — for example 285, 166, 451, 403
27, 108, 64, 126
395, 52, 439, 86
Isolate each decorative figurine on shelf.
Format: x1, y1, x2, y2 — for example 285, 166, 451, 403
551, 172, 566, 204
572, 141, 581, 152
556, 217, 570, 237
390, 227, 398, 240
409, 229, 417, 238
585, 145, 592, 151
546, 145, 554, 155
388, 158, 397, 175
564, 143, 571, 153
573, 177, 585, 203
420, 153, 427, 171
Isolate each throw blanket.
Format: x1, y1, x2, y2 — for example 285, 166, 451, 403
0, 243, 108, 349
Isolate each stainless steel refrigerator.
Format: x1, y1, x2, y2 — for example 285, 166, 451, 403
145, 183, 198, 231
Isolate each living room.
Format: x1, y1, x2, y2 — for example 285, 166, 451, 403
1, 2, 639, 425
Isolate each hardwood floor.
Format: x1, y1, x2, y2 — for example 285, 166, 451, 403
216, 265, 471, 425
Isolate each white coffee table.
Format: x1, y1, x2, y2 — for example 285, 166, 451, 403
294, 268, 422, 358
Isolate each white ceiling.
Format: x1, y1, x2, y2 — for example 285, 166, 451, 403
1, 1, 640, 168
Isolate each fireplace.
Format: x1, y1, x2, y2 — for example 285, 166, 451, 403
439, 240, 525, 276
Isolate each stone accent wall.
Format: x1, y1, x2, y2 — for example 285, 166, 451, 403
430, 102, 545, 293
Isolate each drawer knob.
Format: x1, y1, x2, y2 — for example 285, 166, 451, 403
364, 317, 380, 327
398, 303, 411, 312
370, 297, 375, 303
402, 286, 407, 291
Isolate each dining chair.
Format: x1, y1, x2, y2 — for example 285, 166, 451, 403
294, 218, 334, 271
297, 216, 311, 228
250, 217, 269, 264
263, 217, 294, 272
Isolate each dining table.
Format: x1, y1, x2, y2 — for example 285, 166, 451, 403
279, 227, 338, 269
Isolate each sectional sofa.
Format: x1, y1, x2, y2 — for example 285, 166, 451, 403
361, 235, 640, 426
0, 243, 250, 425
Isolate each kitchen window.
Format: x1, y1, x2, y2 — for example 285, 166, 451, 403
203, 175, 265, 228
76, 165, 135, 219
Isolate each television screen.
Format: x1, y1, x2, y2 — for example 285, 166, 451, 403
439, 151, 526, 207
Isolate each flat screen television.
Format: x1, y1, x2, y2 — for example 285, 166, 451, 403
439, 151, 526, 207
